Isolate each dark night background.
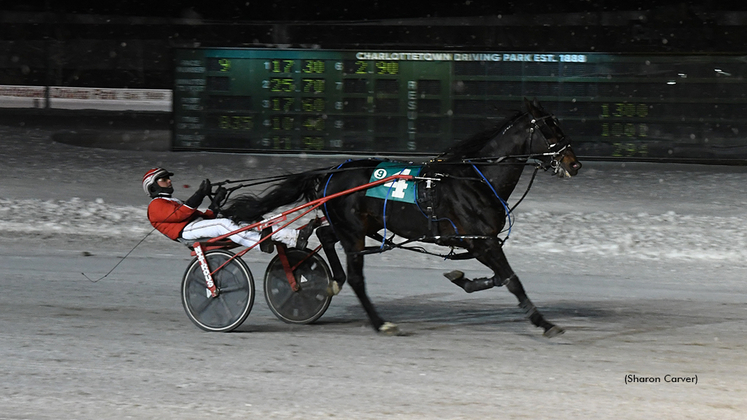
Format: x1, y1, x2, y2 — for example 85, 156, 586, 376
3, 1, 747, 89
5, 1, 747, 21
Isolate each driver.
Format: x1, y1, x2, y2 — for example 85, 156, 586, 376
142, 167, 309, 251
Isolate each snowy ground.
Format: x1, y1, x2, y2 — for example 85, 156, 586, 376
1, 125, 746, 419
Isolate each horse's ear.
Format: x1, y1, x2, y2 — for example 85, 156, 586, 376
524, 97, 541, 115
525, 97, 545, 116
524, 97, 533, 112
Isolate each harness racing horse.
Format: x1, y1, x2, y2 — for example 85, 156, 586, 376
223, 99, 582, 337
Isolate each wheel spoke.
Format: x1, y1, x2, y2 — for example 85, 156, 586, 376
192, 294, 214, 316
216, 294, 237, 320
219, 284, 248, 294
270, 289, 296, 310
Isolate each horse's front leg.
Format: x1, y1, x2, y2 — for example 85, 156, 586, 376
444, 242, 564, 338
346, 253, 400, 335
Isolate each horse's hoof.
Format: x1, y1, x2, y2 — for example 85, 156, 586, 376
443, 270, 465, 282
543, 325, 565, 338
326, 281, 341, 296
378, 322, 403, 336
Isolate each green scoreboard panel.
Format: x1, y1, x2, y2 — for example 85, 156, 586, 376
174, 48, 747, 160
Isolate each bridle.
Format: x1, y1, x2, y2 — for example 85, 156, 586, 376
445, 112, 573, 171
527, 114, 572, 174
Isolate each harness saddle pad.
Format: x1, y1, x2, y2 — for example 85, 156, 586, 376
364, 161, 422, 204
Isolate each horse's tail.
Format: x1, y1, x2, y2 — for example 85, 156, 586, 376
221, 171, 322, 223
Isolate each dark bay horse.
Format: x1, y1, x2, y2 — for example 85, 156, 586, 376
224, 99, 582, 337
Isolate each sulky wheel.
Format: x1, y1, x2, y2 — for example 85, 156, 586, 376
181, 250, 255, 332
263, 248, 333, 324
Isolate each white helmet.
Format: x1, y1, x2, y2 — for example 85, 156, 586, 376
142, 167, 174, 197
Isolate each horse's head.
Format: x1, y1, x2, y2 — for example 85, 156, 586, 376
524, 98, 582, 178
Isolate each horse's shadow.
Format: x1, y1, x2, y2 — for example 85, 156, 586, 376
235, 294, 609, 335
238, 296, 739, 341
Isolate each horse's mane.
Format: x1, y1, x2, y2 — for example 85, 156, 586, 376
437, 111, 524, 162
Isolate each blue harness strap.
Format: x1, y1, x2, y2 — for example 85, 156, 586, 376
470, 164, 513, 239
321, 160, 353, 238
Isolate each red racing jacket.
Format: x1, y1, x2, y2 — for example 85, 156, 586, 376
147, 197, 215, 240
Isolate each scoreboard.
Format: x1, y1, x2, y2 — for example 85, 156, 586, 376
173, 48, 747, 160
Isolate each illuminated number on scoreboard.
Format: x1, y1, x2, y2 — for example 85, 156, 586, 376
268, 116, 294, 131
600, 102, 650, 140
301, 98, 325, 112
271, 136, 292, 150
303, 79, 325, 93
303, 136, 324, 150
375, 61, 399, 75
218, 59, 231, 72
355, 61, 368, 74
559, 54, 587, 62
302, 60, 325, 74
601, 123, 648, 138
612, 142, 649, 157
601, 103, 649, 118
218, 115, 253, 130
266, 97, 294, 112
302, 118, 325, 131
266, 78, 295, 92
267, 60, 295, 73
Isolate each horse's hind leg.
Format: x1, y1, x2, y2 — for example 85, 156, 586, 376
346, 253, 399, 334
316, 226, 346, 296
447, 243, 564, 338
505, 273, 564, 338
